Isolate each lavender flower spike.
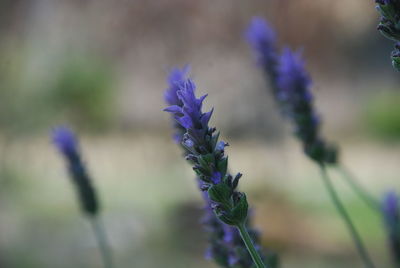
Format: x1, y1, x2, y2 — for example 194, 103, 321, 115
245, 17, 279, 90
276, 48, 337, 164
52, 126, 114, 268
164, 68, 269, 268
375, 0, 400, 70
164, 78, 246, 226
246, 18, 337, 165
246, 18, 375, 267
382, 191, 400, 266
52, 126, 99, 216
165, 67, 276, 268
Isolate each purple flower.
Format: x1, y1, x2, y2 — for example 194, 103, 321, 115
383, 191, 399, 225
164, 66, 189, 107
167, 80, 212, 133
164, 73, 214, 147
52, 126, 99, 216
52, 126, 79, 157
164, 67, 191, 143
375, 0, 400, 70
210, 172, 222, 184
245, 17, 337, 164
164, 80, 216, 166
276, 48, 311, 102
245, 17, 277, 70
276, 48, 335, 163
382, 191, 400, 264
164, 68, 275, 267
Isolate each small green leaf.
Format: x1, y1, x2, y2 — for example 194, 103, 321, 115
207, 183, 231, 205
216, 157, 228, 176
231, 193, 248, 224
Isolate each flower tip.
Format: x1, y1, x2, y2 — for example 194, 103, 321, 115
245, 16, 275, 44
383, 191, 398, 206
164, 65, 192, 106
167, 65, 190, 84
51, 126, 78, 155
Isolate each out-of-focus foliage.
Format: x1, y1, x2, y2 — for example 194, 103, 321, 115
0, 46, 29, 135
46, 55, 116, 131
0, 46, 116, 135
363, 90, 400, 140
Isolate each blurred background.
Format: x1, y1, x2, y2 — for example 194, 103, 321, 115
0, 0, 399, 267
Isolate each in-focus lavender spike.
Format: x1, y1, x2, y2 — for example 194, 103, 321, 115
164, 67, 275, 267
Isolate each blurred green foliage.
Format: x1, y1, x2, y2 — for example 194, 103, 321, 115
47, 55, 116, 131
363, 90, 400, 141
0, 45, 29, 135
0, 44, 116, 136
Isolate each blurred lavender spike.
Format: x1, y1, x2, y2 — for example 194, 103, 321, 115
246, 17, 382, 212
52, 126, 114, 268
246, 17, 376, 268
382, 191, 400, 266
52, 126, 99, 215
375, 0, 400, 70
276, 48, 337, 164
246, 17, 337, 165
245, 16, 279, 85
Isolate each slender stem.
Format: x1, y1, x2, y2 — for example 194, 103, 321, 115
236, 223, 266, 268
89, 216, 114, 268
334, 165, 380, 211
319, 164, 375, 268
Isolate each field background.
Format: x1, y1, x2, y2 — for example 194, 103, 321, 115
1, 1, 400, 267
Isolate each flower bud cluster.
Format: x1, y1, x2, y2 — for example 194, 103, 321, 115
246, 17, 337, 165
165, 68, 277, 267
165, 75, 248, 226
52, 126, 99, 216
382, 191, 400, 264
375, 0, 400, 70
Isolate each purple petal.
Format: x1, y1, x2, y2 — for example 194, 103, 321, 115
51, 126, 78, 156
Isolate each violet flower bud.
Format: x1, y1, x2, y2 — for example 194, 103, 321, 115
276, 48, 338, 164
164, 66, 190, 143
245, 16, 279, 86
382, 191, 400, 265
246, 17, 337, 165
375, 0, 400, 70
52, 126, 99, 216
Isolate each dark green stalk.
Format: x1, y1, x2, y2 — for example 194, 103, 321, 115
89, 216, 114, 268
334, 165, 380, 212
236, 223, 267, 268
319, 164, 375, 268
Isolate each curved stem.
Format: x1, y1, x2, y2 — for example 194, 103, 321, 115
236, 223, 266, 268
319, 164, 375, 268
89, 216, 114, 268
334, 165, 380, 211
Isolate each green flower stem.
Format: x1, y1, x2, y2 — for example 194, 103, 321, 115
333, 165, 380, 211
319, 164, 375, 268
236, 223, 266, 268
89, 216, 114, 268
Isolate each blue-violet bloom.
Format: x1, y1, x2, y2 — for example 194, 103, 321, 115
382, 191, 400, 265
52, 126, 99, 216
164, 67, 277, 267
